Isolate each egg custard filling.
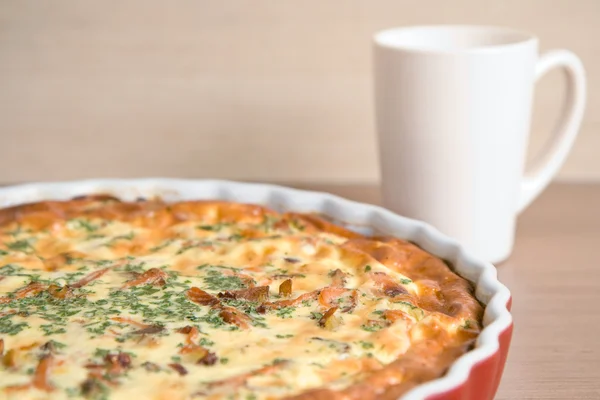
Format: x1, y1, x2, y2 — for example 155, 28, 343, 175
0, 196, 482, 399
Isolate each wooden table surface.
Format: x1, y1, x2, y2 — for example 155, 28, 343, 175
291, 182, 600, 400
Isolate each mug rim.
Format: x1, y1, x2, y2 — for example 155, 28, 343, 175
373, 25, 538, 54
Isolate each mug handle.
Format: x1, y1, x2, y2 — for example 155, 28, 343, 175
518, 50, 587, 213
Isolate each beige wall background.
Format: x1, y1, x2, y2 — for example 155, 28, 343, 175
0, 0, 598, 184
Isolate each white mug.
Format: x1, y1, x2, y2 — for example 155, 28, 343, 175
373, 25, 586, 263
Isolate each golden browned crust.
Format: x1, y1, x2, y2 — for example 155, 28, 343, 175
284, 215, 482, 399
0, 196, 483, 399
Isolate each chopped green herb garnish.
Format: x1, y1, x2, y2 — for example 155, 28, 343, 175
462, 320, 477, 330
275, 306, 295, 319
197, 308, 227, 329
288, 219, 305, 232
149, 239, 175, 252
227, 233, 244, 242
259, 215, 279, 232
176, 243, 198, 255
40, 324, 67, 336
93, 348, 112, 358
395, 300, 419, 310
361, 323, 383, 332
275, 334, 294, 339
309, 311, 323, 320
103, 232, 134, 247
118, 261, 146, 274
0, 264, 24, 276
197, 223, 230, 232
46, 339, 67, 350
359, 340, 374, 349
202, 269, 248, 291
6, 239, 35, 253
67, 219, 100, 233
0, 317, 29, 335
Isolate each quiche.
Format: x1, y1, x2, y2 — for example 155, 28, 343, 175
0, 196, 483, 400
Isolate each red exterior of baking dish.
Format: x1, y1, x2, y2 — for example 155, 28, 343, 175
425, 297, 513, 400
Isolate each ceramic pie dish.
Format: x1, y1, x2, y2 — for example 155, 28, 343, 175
0, 179, 512, 400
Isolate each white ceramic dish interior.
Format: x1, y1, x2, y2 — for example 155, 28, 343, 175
0, 178, 512, 400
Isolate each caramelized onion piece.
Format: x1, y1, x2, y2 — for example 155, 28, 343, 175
80, 377, 106, 397
176, 325, 195, 335
40, 341, 60, 354
2, 349, 16, 368
219, 306, 252, 330
257, 290, 319, 313
318, 287, 345, 307
207, 359, 289, 389
31, 354, 54, 392
18, 342, 39, 351
132, 325, 164, 335
217, 286, 270, 302
329, 269, 347, 288
198, 351, 218, 366
71, 268, 111, 288
169, 363, 188, 376
319, 307, 341, 330
0, 282, 47, 304
185, 290, 254, 329
121, 268, 167, 289
177, 325, 217, 364
318, 287, 358, 313
181, 345, 209, 359
177, 325, 203, 354
0, 338, 3, 356
186, 287, 220, 306
104, 352, 132, 375
382, 309, 412, 323
278, 279, 292, 297
47, 284, 74, 299
369, 272, 408, 297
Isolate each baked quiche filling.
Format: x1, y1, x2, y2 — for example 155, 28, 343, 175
0, 197, 482, 399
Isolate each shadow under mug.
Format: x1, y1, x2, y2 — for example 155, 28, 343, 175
373, 25, 586, 263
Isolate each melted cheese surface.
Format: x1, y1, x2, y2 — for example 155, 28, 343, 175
0, 198, 482, 399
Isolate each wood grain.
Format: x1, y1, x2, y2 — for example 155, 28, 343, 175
0, 1, 599, 183
291, 182, 600, 399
